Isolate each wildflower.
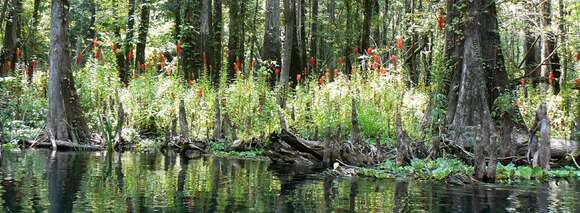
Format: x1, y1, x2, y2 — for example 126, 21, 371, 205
93, 37, 99, 49
76, 52, 84, 65
127, 50, 133, 61
373, 54, 380, 64
176, 42, 182, 55
141, 63, 145, 71
520, 79, 526, 87
390, 54, 398, 65
95, 48, 102, 60
15, 48, 21, 59
549, 70, 555, 84
379, 67, 387, 76
309, 56, 316, 68
233, 58, 241, 74
296, 74, 302, 82
397, 37, 404, 49
367, 47, 372, 55
275, 67, 281, 76
188, 79, 196, 88
437, 15, 445, 30
159, 53, 166, 70
338, 57, 345, 66
197, 89, 205, 97
31, 59, 37, 71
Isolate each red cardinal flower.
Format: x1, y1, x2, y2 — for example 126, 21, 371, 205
176, 42, 182, 55
15, 48, 21, 59
95, 48, 102, 60
354, 47, 360, 55
127, 50, 133, 61
197, 89, 205, 97
31, 59, 37, 71
367, 47, 372, 55
338, 57, 345, 66
379, 67, 388, 76
520, 79, 526, 87
390, 54, 398, 65
76, 52, 84, 65
319, 75, 327, 85
275, 67, 281, 76
203, 53, 209, 67
397, 37, 404, 49
233, 58, 241, 74
160, 54, 166, 70
549, 70, 555, 83
141, 63, 145, 71
188, 79, 196, 88
93, 37, 99, 49
437, 15, 445, 30
296, 74, 302, 82
309, 56, 316, 67
373, 55, 380, 63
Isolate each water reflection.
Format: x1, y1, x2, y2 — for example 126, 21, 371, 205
0, 150, 578, 212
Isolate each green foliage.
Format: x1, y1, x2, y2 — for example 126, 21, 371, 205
496, 163, 580, 182
359, 158, 474, 182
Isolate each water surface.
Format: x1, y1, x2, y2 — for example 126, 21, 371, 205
0, 150, 578, 212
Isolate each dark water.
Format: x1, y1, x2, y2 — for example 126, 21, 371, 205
0, 150, 578, 212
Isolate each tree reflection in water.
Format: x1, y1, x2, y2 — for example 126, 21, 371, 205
0, 150, 577, 212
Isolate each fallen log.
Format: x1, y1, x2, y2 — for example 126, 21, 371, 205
21, 140, 103, 151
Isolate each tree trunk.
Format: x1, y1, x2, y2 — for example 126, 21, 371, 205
443, 0, 465, 126
540, 0, 560, 93
121, 0, 136, 85
451, 0, 496, 181
200, 0, 211, 72
557, 0, 567, 90
309, 0, 318, 64
211, 0, 222, 84
181, 0, 201, 80
227, 0, 245, 79
281, 0, 295, 87
480, 0, 513, 158
360, 0, 373, 51
295, 0, 306, 76
135, 0, 150, 74
174, 0, 181, 41
47, 0, 90, 144
382, 0, 390, 48
262, 0, 281, 63
0, 0, 21, 76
